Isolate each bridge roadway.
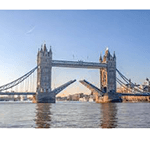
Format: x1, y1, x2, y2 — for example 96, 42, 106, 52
0, 92, 36, 95
52, 60, 107, 69
1, 92, 150, 97
119, 93, 150, 96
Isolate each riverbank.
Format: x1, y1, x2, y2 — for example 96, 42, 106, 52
95, 94, 150, 103
122, 96, 150, 102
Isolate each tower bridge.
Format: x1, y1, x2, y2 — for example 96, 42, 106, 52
0, 43, 150, 103
36, 43, 117, 103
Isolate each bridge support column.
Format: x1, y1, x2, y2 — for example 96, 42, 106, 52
36, 92, 55, 103
103, 93, 122, 102
35, 43, 55, 103
99, 48, 121, 102
95, 93, 122, 103
100, 48, 116, 93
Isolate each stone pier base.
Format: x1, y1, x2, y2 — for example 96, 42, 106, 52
96, 92, 122, 103
33, 92, 56, 103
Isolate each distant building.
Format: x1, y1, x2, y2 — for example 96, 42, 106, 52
67, 93, 83, 101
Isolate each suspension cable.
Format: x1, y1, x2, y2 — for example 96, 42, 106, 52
0, 66, 38, 91
116, 69, 129, 83
116, 68, 144, 92
116, 78, 132, 92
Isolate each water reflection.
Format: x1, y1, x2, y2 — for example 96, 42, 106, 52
100, 103, 118, 128
35, 102, 118, 128
35, 103, 52, 128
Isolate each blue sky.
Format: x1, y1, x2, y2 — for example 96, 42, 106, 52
0, 10, 150, 95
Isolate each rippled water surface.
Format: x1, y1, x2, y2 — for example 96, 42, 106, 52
0, 101, 150, 128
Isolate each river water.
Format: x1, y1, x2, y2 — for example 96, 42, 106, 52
0, 101, 150, 128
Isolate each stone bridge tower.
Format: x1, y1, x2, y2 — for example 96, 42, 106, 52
36, 43, 54, 103
99, 48, 116, 94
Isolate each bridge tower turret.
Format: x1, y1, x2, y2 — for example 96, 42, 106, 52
36, 43, 54, 103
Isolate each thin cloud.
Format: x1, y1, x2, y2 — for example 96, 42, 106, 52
26, 26, 35, 34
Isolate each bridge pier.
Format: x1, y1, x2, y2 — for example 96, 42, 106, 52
104, 92, 122, 102
36, 43, 54, 103
98, 48, 122, 102
96, 92, 122, 103
99, 47, 116, 94
35, 92, 55, 103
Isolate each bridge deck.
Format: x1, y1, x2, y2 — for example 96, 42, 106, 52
0, 92, 36, 95
52, 60, 107, 69
119, 93, 150, 96
52, 79, 76, 95
79, 79, 104, 96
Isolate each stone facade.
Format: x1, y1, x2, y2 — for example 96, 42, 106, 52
99, 48, 116, 93
36, 92, 55, 103
36, 44, 54, 103
98, 48, 122, 103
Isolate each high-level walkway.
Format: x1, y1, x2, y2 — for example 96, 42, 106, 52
52, 60, 107, 69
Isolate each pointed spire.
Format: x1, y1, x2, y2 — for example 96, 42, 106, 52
105, 47, 110, 60
49, 46, 52, 53
99, 52, 103, 62
43, 43, 47, 51
106, 47, 109, 51
41, 44, 43, 51
105, 47, 109, 55
113, 51, 116, 59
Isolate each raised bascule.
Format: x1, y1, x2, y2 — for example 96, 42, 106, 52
0, 43, 150, 103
